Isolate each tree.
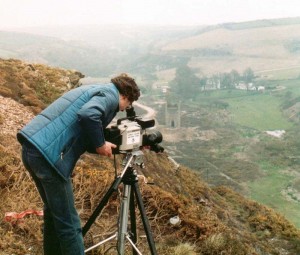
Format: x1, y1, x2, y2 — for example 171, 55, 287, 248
230, 69, 240, 88
219, 73, 233, 89
172, 65, 201, 98
200, 76, 207, 91
243, 67, 255, 83
211, 74, 220, 89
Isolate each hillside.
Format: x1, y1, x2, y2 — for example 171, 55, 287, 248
1, 59, 300, 254
159, 19, 300, 77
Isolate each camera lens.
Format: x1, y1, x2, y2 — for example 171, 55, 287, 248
147, 131, 163, 144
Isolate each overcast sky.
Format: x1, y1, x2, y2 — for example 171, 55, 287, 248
1, 0, 300, 29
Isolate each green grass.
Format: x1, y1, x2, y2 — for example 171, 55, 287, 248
196, 89, 294, 130
196, 89, 254, 100
280, 80, 300, 96
248, 161, 300, 228
226, 94, 293, 130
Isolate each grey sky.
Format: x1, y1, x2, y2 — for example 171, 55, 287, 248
0, 0, 300, 28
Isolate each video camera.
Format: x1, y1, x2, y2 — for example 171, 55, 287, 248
104, 106, 164, 154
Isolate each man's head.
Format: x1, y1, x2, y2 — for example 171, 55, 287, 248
111, 73, 140, 102
111, 73, 140, 111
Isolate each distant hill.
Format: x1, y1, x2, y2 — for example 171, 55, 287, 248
1, 58, 300, 254
161, 18, 300, 76
0, 25, 197, 77
0, 30, 123, 76
221, 16, 300, 30
2, 17, 300, 79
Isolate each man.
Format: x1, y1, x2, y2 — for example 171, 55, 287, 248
17, 73, 140, 255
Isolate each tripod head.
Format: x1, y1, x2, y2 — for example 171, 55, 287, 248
110, 150, 146, 191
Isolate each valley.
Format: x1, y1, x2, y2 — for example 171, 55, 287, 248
139, 75, 300, 227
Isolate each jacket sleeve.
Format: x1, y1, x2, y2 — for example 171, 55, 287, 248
77, 94, 115, 149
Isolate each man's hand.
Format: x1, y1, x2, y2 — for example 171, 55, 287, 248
96, 142, 117, 158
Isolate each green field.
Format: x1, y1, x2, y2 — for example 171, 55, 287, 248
226, 94, 293, 130
192, 81, 300, 228
248, 161, 300, 228
196, 89, 294, 130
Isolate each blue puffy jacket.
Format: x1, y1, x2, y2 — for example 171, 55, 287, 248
17, 83, 120, 180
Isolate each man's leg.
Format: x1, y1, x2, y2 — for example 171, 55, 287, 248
41, 175, 84, 255
22, 143, 84, 255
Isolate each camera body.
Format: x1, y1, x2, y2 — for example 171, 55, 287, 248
104, 108, 163, 154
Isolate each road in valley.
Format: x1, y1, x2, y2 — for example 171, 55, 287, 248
133, 101, 156, 119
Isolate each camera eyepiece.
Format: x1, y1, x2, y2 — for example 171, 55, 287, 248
126, 106, 136, 118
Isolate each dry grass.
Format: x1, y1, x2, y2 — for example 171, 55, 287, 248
0, 58, 83, 113
0, 134, 43, 254
173, 243, 197, 255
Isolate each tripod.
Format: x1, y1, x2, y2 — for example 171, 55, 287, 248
82, 150, 158, 255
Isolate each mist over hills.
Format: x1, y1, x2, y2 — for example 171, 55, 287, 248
1, 16, 300, 79
0, 24, 198, 77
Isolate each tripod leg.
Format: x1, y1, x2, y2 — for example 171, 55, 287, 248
82, 177, 122, 236
129, 188, 138, 255
133, 182, 158, 255
117, 185, 131, 255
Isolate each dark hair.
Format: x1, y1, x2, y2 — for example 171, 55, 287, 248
111, 73, 140, 102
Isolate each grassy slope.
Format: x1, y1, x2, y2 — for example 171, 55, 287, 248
227, 93, 293, 130
196, 89, 294, 130
249, 162, 300, 227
